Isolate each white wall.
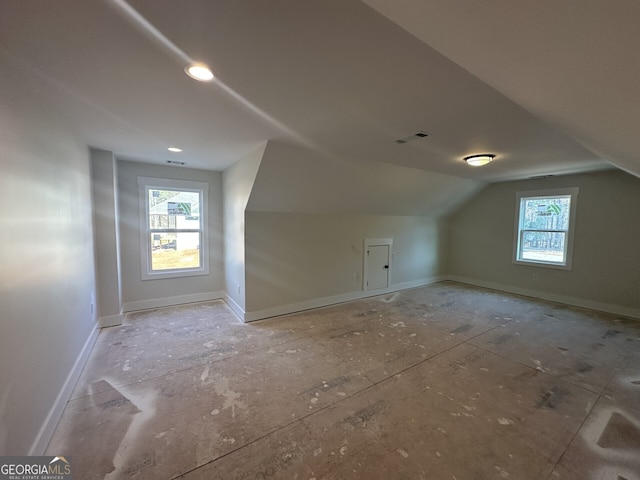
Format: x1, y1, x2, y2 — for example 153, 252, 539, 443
222, 144, 265, 314
245, 212, 443, 315
446, 169, 640, 317
0, 50, 97, 454
91, 149, 123, 327
117, 160, 224, 311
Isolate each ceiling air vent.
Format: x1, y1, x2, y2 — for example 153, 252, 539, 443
395, 131, 429, 144
166, 160, 186, 166
529, 174, 554, 179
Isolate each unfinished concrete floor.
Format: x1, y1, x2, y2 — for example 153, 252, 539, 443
47, 282, 640, 479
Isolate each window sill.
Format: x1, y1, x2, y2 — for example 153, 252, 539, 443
141, 267, 210, 281
513, 259, 572, 271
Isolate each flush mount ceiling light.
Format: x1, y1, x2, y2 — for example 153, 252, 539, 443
167, 147, 182, 152
464, 154, 495, 167
184, 63, 214, 82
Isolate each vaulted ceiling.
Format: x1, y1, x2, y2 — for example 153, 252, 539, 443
363, 0, 640, 179
1, 0, 637, 183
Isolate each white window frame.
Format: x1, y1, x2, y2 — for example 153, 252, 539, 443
137, 176, 209, 280
513, 187, 579, 270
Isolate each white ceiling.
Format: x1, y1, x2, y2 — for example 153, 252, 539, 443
1, 0, 634, 182
363, 0, 640, 179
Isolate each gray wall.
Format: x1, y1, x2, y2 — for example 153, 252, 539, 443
240, 140, 473, 318
245, 212, 443, 314
117, 160, 224, 309
248, 140, 481, 216
222, 144, 265, 312
0, 51, 97, 454
446, 169, 640, 314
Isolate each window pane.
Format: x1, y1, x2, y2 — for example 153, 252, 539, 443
149, 214, 176, 229
520, 231, 566, 263
148, 189, 200, 229
522, 197, 570, 230
151, 232, 201, 270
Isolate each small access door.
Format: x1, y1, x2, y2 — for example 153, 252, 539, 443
364, 238, 392, 291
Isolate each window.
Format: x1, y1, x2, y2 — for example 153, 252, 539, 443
513, 187, 578, 269
138, 177, 209, 280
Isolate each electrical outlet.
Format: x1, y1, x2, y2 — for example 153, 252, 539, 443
237, 284, 241, 294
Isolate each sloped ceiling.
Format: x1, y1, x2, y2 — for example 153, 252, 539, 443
0, 0, 615, 186
247, 141, 482, 216
363, 0, 640, 179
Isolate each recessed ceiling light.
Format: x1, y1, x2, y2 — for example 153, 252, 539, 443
167, 147, 182, 153
464, 154, 495, 167
184, 63, 214, 82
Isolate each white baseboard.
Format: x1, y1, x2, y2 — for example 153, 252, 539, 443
242, 276, 445, 322
99, 313, 123, 328
122, 291, 225, 313
446, 275, 640, 320
223, 294, 245, 321
29, 323, 100, 455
